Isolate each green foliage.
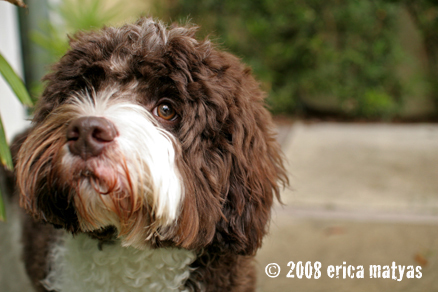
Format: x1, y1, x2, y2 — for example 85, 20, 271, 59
360, 89, 398, 118
402, 0, 438, 110
0, 52, 34, 221
0, 115, 13, 172
0, 0, 36, 221
0, 53, 33, 109
0, 117, 8, 221
163, 0, 406, 119
0, 117, 10, 221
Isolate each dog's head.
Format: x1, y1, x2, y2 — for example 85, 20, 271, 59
16, 18, 287, 255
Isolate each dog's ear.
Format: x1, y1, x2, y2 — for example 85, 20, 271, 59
166, 38, 288, 254
214, 74, 287, 255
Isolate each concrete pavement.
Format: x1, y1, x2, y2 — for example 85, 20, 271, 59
256, 121, 438, 291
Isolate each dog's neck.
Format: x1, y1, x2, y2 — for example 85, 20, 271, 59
42, 232, 196, 292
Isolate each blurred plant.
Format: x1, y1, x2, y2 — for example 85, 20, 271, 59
162, 0, 406, 119
400, 0, 438, 114
0, 2, 34, 221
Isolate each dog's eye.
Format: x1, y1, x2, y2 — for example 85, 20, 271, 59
155, 103, 177, 121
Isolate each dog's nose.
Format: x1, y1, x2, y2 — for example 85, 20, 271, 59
66, 116, 117, 160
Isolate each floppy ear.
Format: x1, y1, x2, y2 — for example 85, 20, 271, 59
198, 57, 287, 254
214, 73, 287, 255
159, 31, 287, 252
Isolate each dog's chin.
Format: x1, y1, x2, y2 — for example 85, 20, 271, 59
59, 148, 127, 192
76, 167, 183, 250
56, 160, 151, 248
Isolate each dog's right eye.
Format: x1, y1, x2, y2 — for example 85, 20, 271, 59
156, 103, 177, 121
152, 101, 180, 124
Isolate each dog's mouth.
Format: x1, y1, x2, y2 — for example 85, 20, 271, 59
63, 156, 125, 196
78, 169, 113, 195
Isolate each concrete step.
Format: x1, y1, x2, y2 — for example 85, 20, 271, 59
281, 122, 438, 215
257, 122, 438, 291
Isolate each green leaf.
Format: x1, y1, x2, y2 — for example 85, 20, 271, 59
0, 188, 5, 222
0, 52, 33, 107
0, 115, 13, 171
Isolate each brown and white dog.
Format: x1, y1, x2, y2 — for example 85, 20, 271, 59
0, 18, 287, 292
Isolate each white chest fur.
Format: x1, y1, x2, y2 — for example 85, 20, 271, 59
42, 233, 196, 292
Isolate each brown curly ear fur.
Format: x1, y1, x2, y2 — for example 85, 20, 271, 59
214, 77, 286, 256
163, 35, 288, 255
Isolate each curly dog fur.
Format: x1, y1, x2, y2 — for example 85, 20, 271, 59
0, 18, 287, 292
